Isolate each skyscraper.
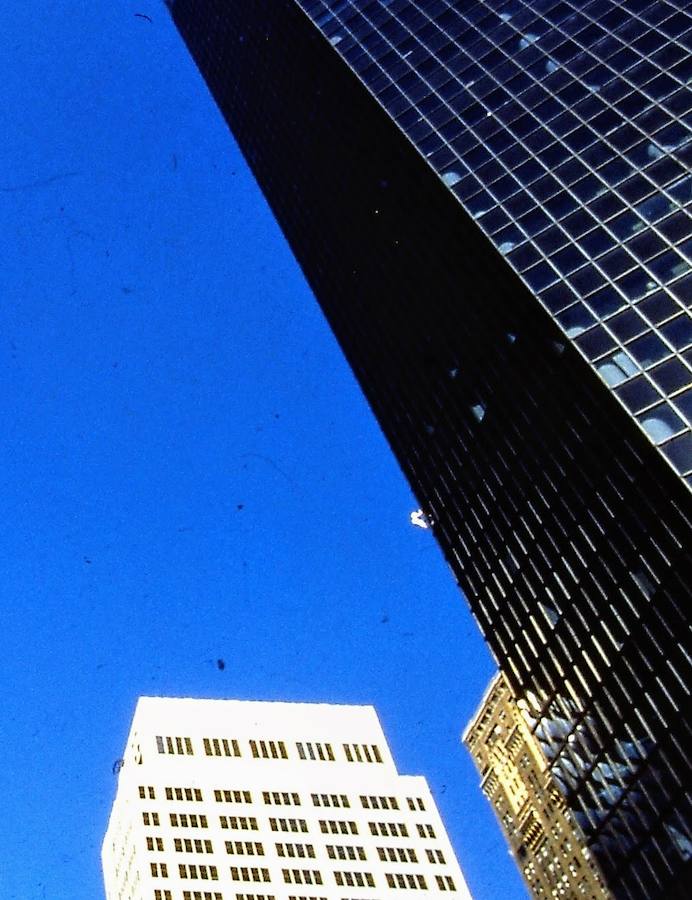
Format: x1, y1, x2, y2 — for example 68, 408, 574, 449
102, 697, 471, 900
464, 672, 610, 899
163, 2, 691, 897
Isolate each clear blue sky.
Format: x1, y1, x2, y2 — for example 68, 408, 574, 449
0, 3, 527, 899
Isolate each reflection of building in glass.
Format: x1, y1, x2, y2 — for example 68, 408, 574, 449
165, 2, 692, 897
102, 698, 472, 900
464, 672, 611, 899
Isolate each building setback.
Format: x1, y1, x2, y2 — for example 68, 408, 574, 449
464, 672, 611, 899
102, 697, 472, 900
163, 2, 692, 897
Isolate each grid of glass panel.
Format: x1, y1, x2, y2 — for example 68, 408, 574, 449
298, 0, 692, 486
165, 2, 692, 898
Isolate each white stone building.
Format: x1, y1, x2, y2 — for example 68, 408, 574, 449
102, 697, 472, 900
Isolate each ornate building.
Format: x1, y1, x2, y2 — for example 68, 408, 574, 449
464, 672, 610, 899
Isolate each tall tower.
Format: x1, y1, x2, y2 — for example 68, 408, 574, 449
464, 672, 610, 899
163, 3, 692, 897
102, 697, 472, 900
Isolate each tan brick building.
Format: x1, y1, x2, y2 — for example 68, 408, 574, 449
463, 673, 610, 900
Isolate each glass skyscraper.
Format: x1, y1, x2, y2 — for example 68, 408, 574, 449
164, 2, 691, 897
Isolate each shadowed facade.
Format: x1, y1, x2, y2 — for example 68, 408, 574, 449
164, 2, 692, 897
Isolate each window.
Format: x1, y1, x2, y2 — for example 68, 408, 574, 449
220, 816, 259, 831
216, 789, 253, 804
269, 818, 309, 833
139, 785, 156, 799
276, 842, 316, 859
406, 797, 425, 811
312, 793, 350, 808
182, 892, 223, 900
226, 840, 265, 856
230, 867, 271, 883
281, 869, 323, 885
639, 406, 683, 442
170, 813, 208, 828
204, 737, 242, 757
442, 171, 463, 187
143, 812, 160, 826
342, 743, 383, 762
146, 836, 164, 851
377, 846, 418, 863
295, 742, 335, 761
318, 819, 358, 835
249, 740, 288, 759
179, 864, 219, 880
154, 891, 172, 900
471, 402, 486, 423
235, 895, 274, 900
368, 821, 408, 837
385, 873, 428, 890
436, 875, 457, 891
359, 795, 398, 810
416, 824, 436, 838
263, 791, 301, 806
334, 871, 375, 888
326, 844, 367, 861
165, 786, 203, 802
174, 838, 214, 853
156, 735, 193, 755
426, 849, 445, 864
150, 862, 168, 878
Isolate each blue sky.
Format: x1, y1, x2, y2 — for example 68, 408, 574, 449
0, 3, 526, 898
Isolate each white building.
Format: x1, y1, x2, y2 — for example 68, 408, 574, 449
102, 697, 472, 900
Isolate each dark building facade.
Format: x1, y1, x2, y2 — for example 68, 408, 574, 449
164, 2, 692, 897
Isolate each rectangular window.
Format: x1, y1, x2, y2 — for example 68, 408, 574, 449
311, 793, 350, 808
386, 873, 427, 889
378, 847, 417, 863
230, 867, 271, 882
157, 735, 193, 755
360, 794, 398, 810
269, 818, 309, 833
318, 819, 358, 835
215, 789, 252, 804
235, 895, 275, 900
342, 743, 382, 762
333, 871, 375, 888
281, 869, 323, 885
368, 821, 408, 837
275, 842, 315, 859
220, 816, 259, 831
263, 791, 301, 806
234, 895, 275, 900
326, 844, 367, 861
226, 840, 265, 856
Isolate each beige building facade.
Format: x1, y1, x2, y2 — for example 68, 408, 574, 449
463, 674, 610, 900
103, 697, 472, 900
